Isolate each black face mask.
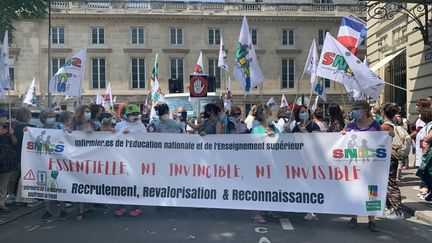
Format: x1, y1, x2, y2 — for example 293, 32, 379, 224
178, 111, 187, 121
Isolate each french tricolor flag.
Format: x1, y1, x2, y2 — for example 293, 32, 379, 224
337, 16, 367, 55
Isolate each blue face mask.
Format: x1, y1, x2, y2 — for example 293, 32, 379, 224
299, 112, 309, 121
351, 110, 363, 120
84, 112, 92, 121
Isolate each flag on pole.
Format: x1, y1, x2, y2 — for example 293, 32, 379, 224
313, 77, 327, 102
233, 16, 264, 96
149, 53, 164, 121
96, 92, 103, 105
316, 33, 385, 100
49, 48, 86, 97
311, 95, 319, 112
267, 97, 277, 110
193, 51, 205, 74
51, 95, 62, 110
337, 15, 367, 55
224, 76, 233, 112
280, 94, 288, 109
218, 36, 229, 71
23, 78, 37, 106
303, 39, 318, 84
103, 82, 113, 109
113, 96, 117, 105
0, 30, 11, 96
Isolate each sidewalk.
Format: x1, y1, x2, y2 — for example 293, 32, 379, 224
399, 169, 432, 224
0, 201, 43, 226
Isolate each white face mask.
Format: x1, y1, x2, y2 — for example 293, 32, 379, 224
46, 118, 56, 125
160, 114, 169, 121
266, 117, 273, 124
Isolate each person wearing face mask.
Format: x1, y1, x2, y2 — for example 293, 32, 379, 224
115, 104, 146, 134
230, 106, 249, 134
56, 111, 73, 132
89, 104, 105, 131
251, 104, 280, 136
292, 106, 320, 133
275, 108, 291, 133
72, 105, 93, 133
212, 98, 236, 134
190, 103, 222, 135
343, 101, 382, 233
147, 103, 184, 133
313, 108, 329, 132
99, 112, 116, 133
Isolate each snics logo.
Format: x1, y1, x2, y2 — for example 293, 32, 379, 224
321, 52, 354, 76
332, 134, 387, 159
27, 130, 65, 154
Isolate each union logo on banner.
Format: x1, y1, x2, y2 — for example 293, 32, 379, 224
189, 74, 208, 97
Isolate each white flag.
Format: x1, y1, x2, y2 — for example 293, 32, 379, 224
311, 95, 319, 112
0, 30, 11, 96
23, 78, 37, 106
193, 51, 204, 74
224, 76, 233, 112
150, 55, 165, 121
303, 39, 318, 85
316, 33, 384, 100
267, 97, 277, 110
218, 36, 229, 71
233, 16, 264, 96
113, 96, 117, 105
313, 77, 327, 102
96, 92, 103, 105
103, 82, 113, 109
280, 94, 288, 108
49, 48, 86, 97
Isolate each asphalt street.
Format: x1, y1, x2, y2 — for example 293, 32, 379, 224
0, 205, 431, 243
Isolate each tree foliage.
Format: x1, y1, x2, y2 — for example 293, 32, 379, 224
0, 0, 48, 42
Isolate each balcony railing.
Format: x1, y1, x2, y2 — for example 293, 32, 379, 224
49, 1, 365, 16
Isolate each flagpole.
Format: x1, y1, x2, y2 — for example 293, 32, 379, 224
47, 0, 52, 108
8, 91, 11, 130
338, 83, 347, 109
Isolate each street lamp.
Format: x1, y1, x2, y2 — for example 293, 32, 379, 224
357, 0, 432, 47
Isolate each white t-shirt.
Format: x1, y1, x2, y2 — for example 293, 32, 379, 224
275, 118, 296, 133
115, 121, 147, 133
415, 121, 432, 166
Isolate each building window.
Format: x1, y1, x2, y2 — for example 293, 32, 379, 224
251, 29, 258, 45
170, 58, 183, 81
9, 67, 14, 90
208, 59, 221, 89
92, 28, 105, 44
208, 29, 220, 45
318, 29, 329, 45
52, 27, 64, 44
282, 29, 295, 46
132, 28, 144, 44
314, 0, 332, 3
282, 59, 295, 89
131, 58, 145, 89
92, 58, 106, 89
323, 78, 331, 88
170, 28, 183, 45
51, 58, 65, 76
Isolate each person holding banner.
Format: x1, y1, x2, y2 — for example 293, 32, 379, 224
343, 101, 382, 232
56, 111, 73, 133
38, 109, 69, 222
251, 104, 280, 135
99, 112, 116, 133
313, 108, 329, 132
212, 98, 236, 134
89, 104, 105, 131
0, 110, 17, 213
196, 103, 223, 135
147, 103, 184, 134
292, 106, 320, 133
327, 104, 345, 133
230, 106, 249, 134
115, 104, 146, 134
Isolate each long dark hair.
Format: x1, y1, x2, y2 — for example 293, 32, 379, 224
328, 103, 345, 128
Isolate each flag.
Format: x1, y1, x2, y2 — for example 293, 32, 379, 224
51, 95, 61, 109
218, 36, 229, 71
0, 30, 11, 96
233, 16, 264, 96
49, 48, 86, 97
113, 96, 117, 105
311, 95, 319, 112
23, 78, 37, 106
103, 82, 113, 109
193, 51, 204, 74
150, 53, 159, 87
303, 39, 318, 85
337, 15, 367, 55
150, 54, 164, 121
316, 33, 385, 100
280, 94, 288, 108
96, 92, 103, 105
313, 77, 327, 102
267, 97, 277, 110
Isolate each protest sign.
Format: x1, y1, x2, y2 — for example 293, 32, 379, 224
22, 128, 391, 216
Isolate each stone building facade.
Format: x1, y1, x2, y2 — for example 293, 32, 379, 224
4, 0, 365, 113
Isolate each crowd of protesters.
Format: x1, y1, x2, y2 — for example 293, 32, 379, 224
0, 97, 432, 233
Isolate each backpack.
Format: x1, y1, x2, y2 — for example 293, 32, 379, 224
392, 124, 412, 160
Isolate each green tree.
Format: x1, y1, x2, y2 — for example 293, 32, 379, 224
0, 0, 47, 42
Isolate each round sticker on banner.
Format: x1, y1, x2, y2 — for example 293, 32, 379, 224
189, 75, 208, 97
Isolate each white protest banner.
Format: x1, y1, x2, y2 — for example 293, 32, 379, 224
22, 128, 391, 216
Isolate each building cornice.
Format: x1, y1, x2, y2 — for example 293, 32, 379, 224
123, 48, 153, 53
275, 49, 302, 54
41, 47, 73, 53
87, 48, 113, 53
162, 48, 190, 54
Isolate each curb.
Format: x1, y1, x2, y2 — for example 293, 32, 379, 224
0, 204, 43, 227
415, 210, 432, 225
